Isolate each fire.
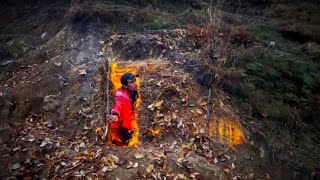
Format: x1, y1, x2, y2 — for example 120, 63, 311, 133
209, 115, 244, 145
108, 63, 141, 147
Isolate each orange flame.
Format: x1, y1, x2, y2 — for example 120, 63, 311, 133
108, 63, 140, 147
209, 115, 244, 145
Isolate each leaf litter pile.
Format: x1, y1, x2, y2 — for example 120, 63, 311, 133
1, 30, 272, 180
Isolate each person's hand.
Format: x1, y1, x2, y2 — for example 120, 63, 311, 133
106, 115, 118, 123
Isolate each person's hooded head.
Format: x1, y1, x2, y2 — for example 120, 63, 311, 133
120, 72, 139, 92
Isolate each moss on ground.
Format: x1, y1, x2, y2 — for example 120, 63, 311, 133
238, 42, 320, 125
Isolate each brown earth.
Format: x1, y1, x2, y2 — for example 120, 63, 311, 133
0, 0, 319, 179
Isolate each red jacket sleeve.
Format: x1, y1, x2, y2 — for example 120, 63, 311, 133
111, 94, 123, 117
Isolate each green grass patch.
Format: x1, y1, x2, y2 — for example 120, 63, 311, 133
144, 10, 181, 30
184, 9, 208, 25
239, 51, 320, 125
249, 24, 287, 44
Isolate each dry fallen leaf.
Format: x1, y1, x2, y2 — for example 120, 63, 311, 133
174, 174, 188, 180
78, 69, 86, 75
265, 173, 271, 179
79, 142, 87, 149
148, 100, 164, 111
183, 143, 193, 151
172, 112, 177, 119
13, 147, 21, 152
176, 158, 184, 167
28, 138, 36, 143
102, 166, 108, 173
83, 124, 91, 130
154, 100, 164, 108
155, 111, 164, 118
148, 50, 153, 56
201, 152, 213, 158
147, 104, 154, 110
149, 129, 160, 136
74, 145, 79, 152
175, 85, 181, 92
110, 155, 119, 163
199, 101, 207, 106
156, 79, 164, 87
55, 165, 61, 173
190, 172, 200, 179
220, 100, 224, 108
82, 107, 92, 113
126, 161, 134, 169
135, 153, 144, 159
146, 164, 154, 173
133, 162, 139, 168
95, 149, 103, 158
54, 62, 62, 67
11, 163, 21, 170
95, 128, 103, 139
249, 173, 255, 179
45, 153, 51, 159
73, 81, 81, 89
177, 120, 183, 128
223, 167, 231, 174
39, 141, 47, 148
187, 164, 195, 169
196, 109, 203, 115
54, 150, 64, 158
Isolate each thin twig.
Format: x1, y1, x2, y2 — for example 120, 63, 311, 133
205, 88, 212, 134
57, 160, 83, 178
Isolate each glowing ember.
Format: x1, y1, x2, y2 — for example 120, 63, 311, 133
108, 63, 141, 147
208, 115, 244, 145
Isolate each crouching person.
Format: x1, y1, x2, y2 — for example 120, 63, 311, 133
106, 72, 139, 146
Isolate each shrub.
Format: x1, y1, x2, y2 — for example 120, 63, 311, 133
271, 4, 291, 17
230, 26, 256, 47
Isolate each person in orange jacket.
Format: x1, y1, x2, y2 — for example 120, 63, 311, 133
106, 72, 139, 145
